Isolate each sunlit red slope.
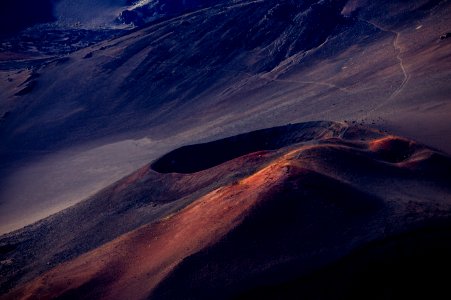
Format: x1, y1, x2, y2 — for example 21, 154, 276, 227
4, 122, 451, 300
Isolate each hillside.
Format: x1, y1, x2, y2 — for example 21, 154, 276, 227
2, 121, 451, 299
1, 1, 451, 298
1, 0, 450, 235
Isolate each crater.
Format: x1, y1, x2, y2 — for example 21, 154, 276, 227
369, 136, 418, 163
151, 121, 339, 173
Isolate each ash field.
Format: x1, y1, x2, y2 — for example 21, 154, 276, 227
1, 0, 451, 299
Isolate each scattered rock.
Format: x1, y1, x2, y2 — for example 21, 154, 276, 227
0, 111, 10, 120
440, 32, 451, 40
15, 80, 37, 96
83, 52, 93, 59
55, 56, 70, 65
0, 259, 14, 266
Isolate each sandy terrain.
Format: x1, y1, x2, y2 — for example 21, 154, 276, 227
1, 0, 450, 235
2, 121, 451, 299
0, 121, 336, 292
0, 1, 450, 298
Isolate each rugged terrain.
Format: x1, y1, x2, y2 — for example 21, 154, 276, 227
1, 0, 451, 298
1, 121, 451, 299
1, 0, 450, 234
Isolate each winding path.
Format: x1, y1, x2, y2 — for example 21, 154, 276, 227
359, 19, 410, 112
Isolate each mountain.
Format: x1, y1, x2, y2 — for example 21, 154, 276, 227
0, 0, 226, 36
1, 0, 450, 235
0, 0, 129, 37
118, 0, 225, 26
53, 0, 129, 27
2, 121, 451, 299
0, 0, 451, 298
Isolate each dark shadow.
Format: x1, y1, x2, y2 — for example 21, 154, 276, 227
151, 121, 334, 173
0, 0, 55, 36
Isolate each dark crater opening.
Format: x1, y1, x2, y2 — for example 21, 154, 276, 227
151, 121, 336, 174
374, 138, 416, 163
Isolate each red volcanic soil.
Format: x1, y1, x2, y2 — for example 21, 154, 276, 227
3, 122, 451, 300
0, 121, 337, 293
7, 155, 294, 300
1, 0, 450, 253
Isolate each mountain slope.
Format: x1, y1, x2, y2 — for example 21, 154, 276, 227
2, 122, 451, 299
0, 0, 450, 246
0, 121, 341, 292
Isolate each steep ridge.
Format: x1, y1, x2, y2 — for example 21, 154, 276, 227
2, 122, 451, 299
119, 0, 225, 26
0, 121, 341, 293
2, 0, 352, 153
1, 0, 450, 235
0, 0, 128, 35
151, 121, 342, 173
